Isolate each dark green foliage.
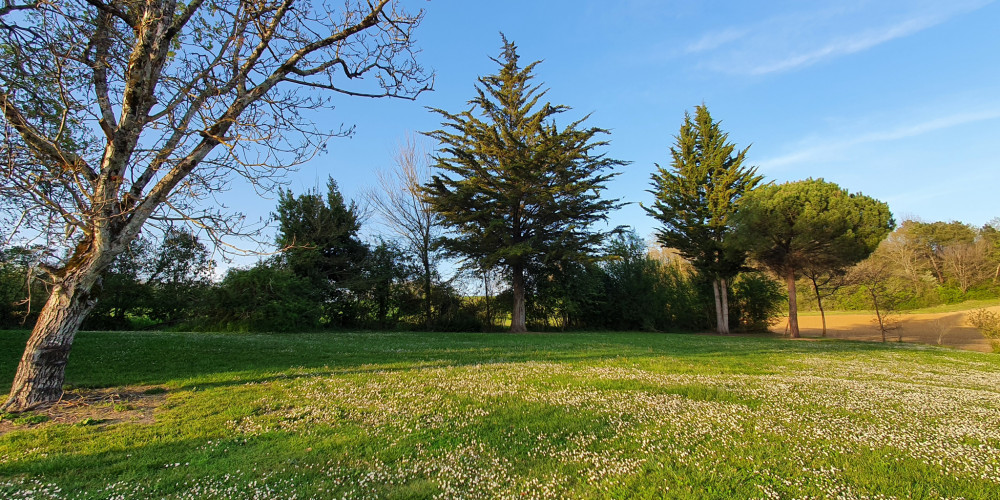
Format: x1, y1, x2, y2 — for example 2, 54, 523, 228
350, 240, 413, 330
728, 272, 786, 332
207, 261, 320, 332
146, 229, 215, 327
426, 284, 483, 332
734, 179, 895, 276
594, 232, 703, 332
84, 237, 155, 330
274, 179, 368, 325
84, 230, 214, 330
275, 178, 367, 288
526, 232, 712, 332
424, 37, 626, 332
527, 259, 605, 331
646, 105, 762, 280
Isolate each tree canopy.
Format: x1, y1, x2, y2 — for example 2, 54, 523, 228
645, 105, 762, 334
423, 37, 626, 332
0, 0, 429, 411
733, 178, 894, 337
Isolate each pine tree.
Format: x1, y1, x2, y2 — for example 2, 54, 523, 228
646, 105, 762, 334
424, 37, 626, 333
732, 178, 894, 338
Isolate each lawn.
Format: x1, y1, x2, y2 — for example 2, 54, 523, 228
1, 330, 999, 499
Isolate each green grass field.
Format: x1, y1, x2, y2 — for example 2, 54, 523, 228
1, 330, 999, 499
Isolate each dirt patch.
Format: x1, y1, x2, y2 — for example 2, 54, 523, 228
772, 306, 1000, 353
0, 385, 168, 435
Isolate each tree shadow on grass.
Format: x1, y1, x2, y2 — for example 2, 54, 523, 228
0, 329, 977, 395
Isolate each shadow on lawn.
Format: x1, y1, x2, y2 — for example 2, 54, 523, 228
0, 329, 929, 393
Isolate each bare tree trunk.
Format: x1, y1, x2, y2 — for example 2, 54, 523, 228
2, 269, 101, 411
810, 276, 827, 337
785, 269, 800, 338
870, 290, 886, 342
712, 279, 724, 334
482, 270, 492, 332
720, 277, 730, 334
421, 254, 432, 330
510, 264, 527, 333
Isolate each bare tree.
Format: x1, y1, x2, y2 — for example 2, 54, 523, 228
364, 134, 441, 328
941, 240, 991, 293
881, 226, 927, 285
0, 0, 430, 411
801, 267, 848, 337
849, 254, 904, 343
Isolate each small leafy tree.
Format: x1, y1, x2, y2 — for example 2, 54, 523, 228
728, 272, 786, 332
733, 178, 894, 338
646, 105, 762, 334
208, 261, 320, 332
424, 37, 625, 333
146, 229, 214, 326
848, 251, 907, 342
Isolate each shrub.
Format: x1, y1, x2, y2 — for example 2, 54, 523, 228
729, 272, 786, 332
967, 308, 1000, 352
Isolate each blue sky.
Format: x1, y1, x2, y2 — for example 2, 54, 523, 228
230, 0, 1000, 258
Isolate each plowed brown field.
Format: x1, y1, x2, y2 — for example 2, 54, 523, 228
772, 306, 1000, 352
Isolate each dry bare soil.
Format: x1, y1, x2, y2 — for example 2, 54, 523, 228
774, 306, 1000, 352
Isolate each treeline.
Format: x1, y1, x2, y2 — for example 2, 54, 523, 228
1, 38, 995, 336
799, 219, 1000, 312
1, 182, 785, 333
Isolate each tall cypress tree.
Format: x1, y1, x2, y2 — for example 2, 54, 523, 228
424, 37, 626, 333
646, 105, 762, 334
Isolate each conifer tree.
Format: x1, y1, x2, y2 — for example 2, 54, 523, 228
424, 37, 626, 333
274, 178, 368, 322
732, 178, 894, 338
646, 105, 762, 334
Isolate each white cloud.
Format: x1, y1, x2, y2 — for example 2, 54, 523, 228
684, 27, 749, 54
688, 0, 994, 76
760, 108, 1000, 169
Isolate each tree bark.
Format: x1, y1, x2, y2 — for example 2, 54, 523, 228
2, 269, 101, 411
785, 269, 800, 338
810, 276, 827, 337
869, 289, 887, 342
421, 254, 432, 330
712, 279, 724, 334
510, 264, 527, 333
720, 277, 730, 334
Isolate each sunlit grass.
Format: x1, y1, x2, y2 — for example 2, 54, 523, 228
1, 330, 998, 498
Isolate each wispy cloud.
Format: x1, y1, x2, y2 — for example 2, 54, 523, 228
760, 108, 1000, 169
687, 0, 994, 76
683, 27, 749, 54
